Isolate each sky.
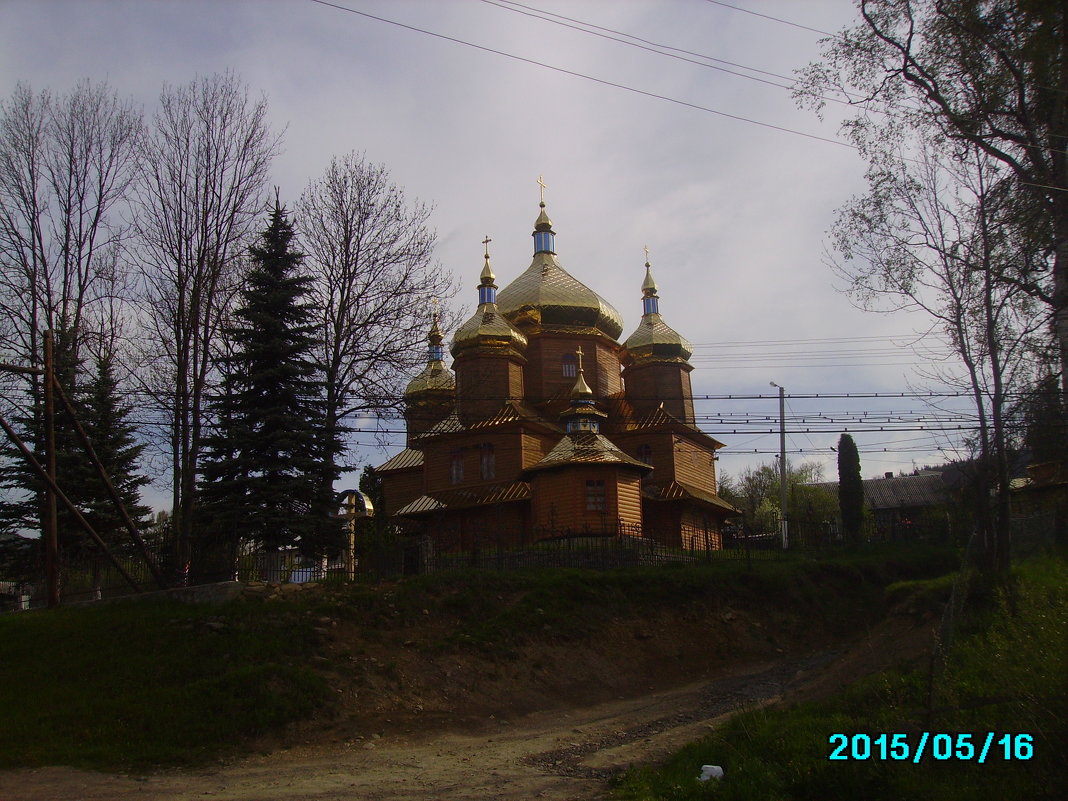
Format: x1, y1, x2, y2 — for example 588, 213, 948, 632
0, 0, 980, 500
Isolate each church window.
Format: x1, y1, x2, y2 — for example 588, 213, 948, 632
480, 443, 495, 480
561, 353, 577, 378
450, 450, 464, 484
636, 444, 652, 464
586, 479, 606, 512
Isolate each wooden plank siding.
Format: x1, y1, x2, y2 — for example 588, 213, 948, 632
524, 334, 623, 403
680, 508, 723, 550
380, 467, 424, 516
455, 355, 526, 424
531, 466, 643, 532
671, 437, 717, 494
622, 362, 695, 423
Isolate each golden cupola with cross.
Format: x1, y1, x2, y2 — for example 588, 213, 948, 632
403, 313, 456, 444
621, 254, 696, 425
496, 181, 624, 407
376, 180, 737, 553
450, 238, 528, 426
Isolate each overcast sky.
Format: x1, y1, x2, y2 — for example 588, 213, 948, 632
1, 0, 977, 496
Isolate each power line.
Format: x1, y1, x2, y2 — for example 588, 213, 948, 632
702, 0, 837, 38
479, 0, 857, 109
306, 0, 856, 151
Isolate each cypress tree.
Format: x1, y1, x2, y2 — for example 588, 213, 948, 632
199, 200, 339, 563
837, 433, 864, 544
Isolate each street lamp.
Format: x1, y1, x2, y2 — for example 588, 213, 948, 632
770, 382, 787, 549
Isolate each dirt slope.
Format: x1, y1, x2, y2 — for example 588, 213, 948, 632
0, 599, 938, 801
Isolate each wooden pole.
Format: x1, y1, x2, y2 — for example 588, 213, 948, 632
43, 330, 59, 608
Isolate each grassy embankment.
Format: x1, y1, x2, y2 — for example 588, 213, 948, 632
612, 552, 1068, 801
0, 544, 956, 771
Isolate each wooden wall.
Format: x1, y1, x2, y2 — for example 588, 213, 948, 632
523, 334, 622, 403
671, 437, 717, 495
531, 466, 643, 530
454, 353, 525, 424
380, 466, 424, 516
622, 362, 695, 424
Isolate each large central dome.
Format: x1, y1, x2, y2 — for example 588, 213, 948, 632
496, 203, 624, 341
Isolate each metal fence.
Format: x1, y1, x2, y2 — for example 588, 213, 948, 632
8, 509, 1056, 610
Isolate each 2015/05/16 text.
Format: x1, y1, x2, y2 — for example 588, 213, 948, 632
828, 732, 1033, 763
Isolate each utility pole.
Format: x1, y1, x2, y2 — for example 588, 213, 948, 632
770, 381, 787, 549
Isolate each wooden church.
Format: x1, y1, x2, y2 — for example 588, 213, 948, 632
376, 192, 737, 549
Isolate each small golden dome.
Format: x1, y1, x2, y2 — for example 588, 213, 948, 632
405, 315, 456, 396
450, 307, 529, 356
623, 314, 693, 364
450, 241, 529, 357
405, 360, 455, 395
622, 259, 692, 365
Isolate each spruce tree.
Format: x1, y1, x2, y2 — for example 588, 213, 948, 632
79, 352, 152, 550
199, 201, 339, 562
0, 328, 91, 547
837, 433, 865, 544
0, 333, 151, 574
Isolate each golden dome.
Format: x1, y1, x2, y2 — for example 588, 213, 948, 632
496, 204, 624, 341
622, 262, 692, 365
405, 315, 455, 396
405, 360, 455, 395
450, 247, 528, 357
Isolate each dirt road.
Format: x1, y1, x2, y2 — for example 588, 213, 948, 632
0, 651, 842, 801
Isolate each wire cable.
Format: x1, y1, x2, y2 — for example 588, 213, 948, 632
306, 0, 856, 151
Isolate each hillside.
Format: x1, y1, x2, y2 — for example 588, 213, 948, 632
0, 547, 962, 798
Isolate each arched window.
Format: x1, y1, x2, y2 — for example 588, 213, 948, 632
480, 443, 495, 480
561, 353, 577, 378
636, 444, 652, 464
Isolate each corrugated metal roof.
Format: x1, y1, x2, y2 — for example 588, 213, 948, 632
376, 448, 424, 472
395, 481, 532, 516
644, 480, 741, 514
395, 494, 446, 516
813, 473, 948, 510
607, 404, 725, 449
525, 432, 652, 473
414, 412, 466, 439
468, 402, 563, 433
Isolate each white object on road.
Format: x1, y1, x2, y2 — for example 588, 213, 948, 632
698, 764, 724, 781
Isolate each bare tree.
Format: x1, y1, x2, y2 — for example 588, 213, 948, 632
0, 79, 141, 534
295, 152, 459, 488
798, 0, 1067, 409
133, 72, 279, 563
0, 79, 140, 383
830, 136, 1048, 574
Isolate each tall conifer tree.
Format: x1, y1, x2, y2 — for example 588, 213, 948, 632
837, 433, 865, 544
79, 351, 152, 548
199, 200, 339, 560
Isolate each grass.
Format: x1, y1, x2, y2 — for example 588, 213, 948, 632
0, 542, 958, 772
610, 553, 1068, 801
0, 598, 327, 771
